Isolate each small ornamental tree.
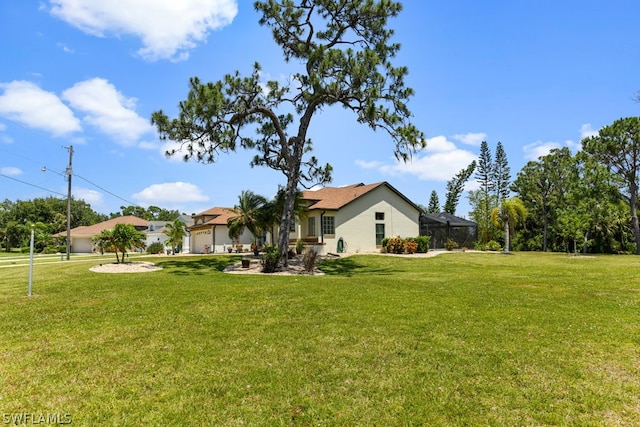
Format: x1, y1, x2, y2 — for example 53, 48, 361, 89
94, 223, 146, 263
151, 1, 424, 265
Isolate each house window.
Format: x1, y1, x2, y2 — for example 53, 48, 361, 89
375, 212, 385, 221
322, 216, 335, 236
308, 217, 316, 236
376, 223, 385, 246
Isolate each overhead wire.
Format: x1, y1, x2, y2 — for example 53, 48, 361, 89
0, 146, 142, 208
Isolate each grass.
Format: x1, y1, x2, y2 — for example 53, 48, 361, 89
1, 252, 639, 425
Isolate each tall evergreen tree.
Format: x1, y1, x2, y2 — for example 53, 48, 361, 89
493, 141, 511, 202
444, 161, 476, 214
427, 190, 440, 214
475, 141, 494, 195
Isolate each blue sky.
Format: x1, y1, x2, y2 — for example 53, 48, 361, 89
1, 1, 639, 218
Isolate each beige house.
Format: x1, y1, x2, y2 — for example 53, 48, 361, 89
189, 207, 254, 254
296, 182, 421, 254
59, 215, 148, 253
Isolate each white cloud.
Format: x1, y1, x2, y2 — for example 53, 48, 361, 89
62, 78, 153, 145
49, 0, 238, 61
74, 187, 104, 206
523, 141, 562, 161
132, 182, 210, 207
354, 160, 383, 169
358, 135, 477, 182
579, 123, 599, 139
56, 42, 74, 53
0, 80, 81, 136
452, 132, 486, 146
0, 166, 22, 176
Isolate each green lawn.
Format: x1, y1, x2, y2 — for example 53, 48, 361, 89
1, 252, 639, 425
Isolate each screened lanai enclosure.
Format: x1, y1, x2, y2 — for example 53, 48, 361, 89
420, 213, 477, 249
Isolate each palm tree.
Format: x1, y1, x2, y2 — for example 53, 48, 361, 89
261, 187, 309, 247
93, 223, 146, 263
163, 218, 187, 254
227, 190, 268, 243
491, 197, 527, 254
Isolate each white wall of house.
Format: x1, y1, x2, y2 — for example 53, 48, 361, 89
314, 187, 419, 254
190, 225, 254, 254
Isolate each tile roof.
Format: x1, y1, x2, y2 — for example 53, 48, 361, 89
191, 207, 237, 227
57, 215, 148, 237
301, 182, 384, 210
301, 182, 422, 211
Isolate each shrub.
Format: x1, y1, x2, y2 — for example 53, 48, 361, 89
405, 239, 418, 254
385, 237, 406, 254
147, 242, 165, 254
414, 235, 430, 253
302, 249, 318, 273
485, 240, 502, 251
445, 239, 459, 251
261, 244, 281, 273
380, 237, 390, 253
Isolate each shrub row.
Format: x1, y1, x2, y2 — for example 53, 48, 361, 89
381, 236, 430, 254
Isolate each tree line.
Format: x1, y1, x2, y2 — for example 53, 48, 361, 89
426, 116, 640, 255
0, 198, 180, 252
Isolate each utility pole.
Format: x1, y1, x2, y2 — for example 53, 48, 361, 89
65, 145, 73, 261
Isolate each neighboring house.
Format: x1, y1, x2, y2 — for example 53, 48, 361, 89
58, 215, 195, 254
57, 215, 148, 253
189, 207, 254, 254
146, 215, 194, 253
297, 182, 421, 254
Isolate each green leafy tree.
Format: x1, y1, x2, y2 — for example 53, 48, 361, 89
444, 161, 476, 214
94, 223, 146, 263
490, 197, 527, 254
163, 219, 187, 254
151, 0, 424, 264
427, 190, 440, 214
512, 148, 575, 251
582, 117, 640, 254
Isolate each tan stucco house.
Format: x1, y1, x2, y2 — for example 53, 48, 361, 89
58, 215, 148, 253
189, 207, 254, 254
296, 182, 421, 254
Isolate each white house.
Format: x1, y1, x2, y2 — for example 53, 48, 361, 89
189, 207, 254, 254
296, 182, 421, 254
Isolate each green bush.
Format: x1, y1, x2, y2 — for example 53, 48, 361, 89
147, 242, 165, 254
485, 240, 502, 251
414, 235, 430, 253
380, 237, 390, 253
261, 244, 281, 273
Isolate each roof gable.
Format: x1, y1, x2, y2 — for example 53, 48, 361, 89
301, 182, 419, 212
60, 215, 148, 237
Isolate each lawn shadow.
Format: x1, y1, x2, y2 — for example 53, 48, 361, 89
157, 256, 239, 275
319, 256, 396, 277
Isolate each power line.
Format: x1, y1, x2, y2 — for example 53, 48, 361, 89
73, 173, 141, 208
0, 173, 67, 197
1, 145, 143, 209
